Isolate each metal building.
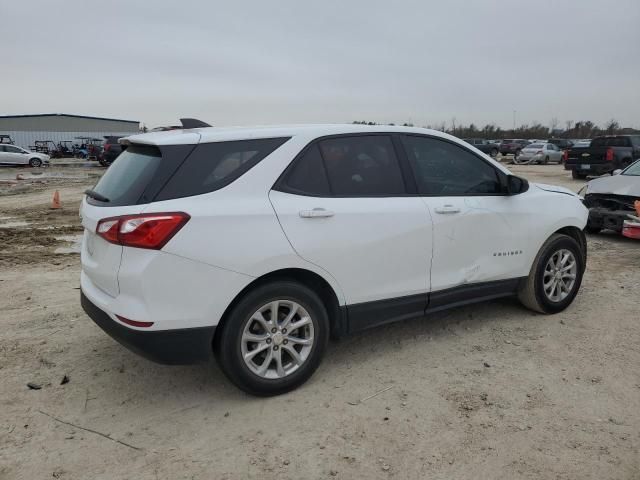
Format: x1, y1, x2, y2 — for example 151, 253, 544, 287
0, 113, 140, 149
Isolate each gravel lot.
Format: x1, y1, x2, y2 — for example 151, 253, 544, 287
1, 163, 638, 479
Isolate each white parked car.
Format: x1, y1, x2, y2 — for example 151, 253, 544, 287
515, 143, 563, 164
0, 144, 50, 167
80, 124, 588, 395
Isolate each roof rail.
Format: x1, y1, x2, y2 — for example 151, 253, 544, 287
180, 118, 212, 129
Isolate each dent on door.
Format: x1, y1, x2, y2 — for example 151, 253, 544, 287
427, 196, 530, 292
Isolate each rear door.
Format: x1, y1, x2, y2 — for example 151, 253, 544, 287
270, 134, 433, 318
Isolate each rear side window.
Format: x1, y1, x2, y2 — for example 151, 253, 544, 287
91, 145, 163, 206
318, 135, 405, 196
155, 137, 289, 201
401, 135, 502, 196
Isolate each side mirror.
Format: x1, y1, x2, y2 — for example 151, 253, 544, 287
507, 175, 529, 195
612, 169, 623, 175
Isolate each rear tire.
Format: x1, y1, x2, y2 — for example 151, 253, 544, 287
571, 170, 586, 180
29, 158, 42, 167
543, 156, 549, 165
490, 148, 498, 158
518, 234, 585, 314
215, 281, 330, 396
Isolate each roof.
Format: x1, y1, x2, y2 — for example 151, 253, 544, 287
0, 113, 139, 124
124, 124, 455, 146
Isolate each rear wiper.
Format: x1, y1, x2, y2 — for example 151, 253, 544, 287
84, 189, 110, 202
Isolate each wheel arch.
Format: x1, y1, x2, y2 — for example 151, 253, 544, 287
553, 226, 587, 263
213, 268, 346, 350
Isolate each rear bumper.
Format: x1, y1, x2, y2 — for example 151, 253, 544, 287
81, 292, 215, 365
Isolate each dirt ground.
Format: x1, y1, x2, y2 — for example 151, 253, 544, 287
1, 163, 639, 480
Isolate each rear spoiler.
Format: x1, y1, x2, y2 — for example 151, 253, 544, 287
180, 118, 211, 129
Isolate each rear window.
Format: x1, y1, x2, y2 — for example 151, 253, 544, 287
591, 137, 631, 147
527, 144, 544, 149
91, 145, 163, 206
89, 138, 289, 206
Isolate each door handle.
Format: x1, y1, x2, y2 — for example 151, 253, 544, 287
299, 208, 335, 218
434, 205, 461, 214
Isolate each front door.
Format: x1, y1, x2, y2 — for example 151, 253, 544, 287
398, 134, 533, 296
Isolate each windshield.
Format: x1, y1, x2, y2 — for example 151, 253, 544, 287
622, 160, 640, 176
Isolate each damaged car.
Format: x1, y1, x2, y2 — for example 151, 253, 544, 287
580, 160, 640, 234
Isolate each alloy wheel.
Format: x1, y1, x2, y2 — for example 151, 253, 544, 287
543, 249, 577, 302
241, 300, 314, 379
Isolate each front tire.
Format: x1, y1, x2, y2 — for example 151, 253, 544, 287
518, 234, 585, 314
29, 158, 42, 167
215, 281, 330, 396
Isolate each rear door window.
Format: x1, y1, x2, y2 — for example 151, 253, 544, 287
318, 135, 406, 196
281, 144, 331, 196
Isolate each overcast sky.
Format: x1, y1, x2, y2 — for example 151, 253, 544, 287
2, 0, 639, 129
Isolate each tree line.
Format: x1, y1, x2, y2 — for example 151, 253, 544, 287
352, 119, 639, 139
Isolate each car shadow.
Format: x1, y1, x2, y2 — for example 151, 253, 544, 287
81, 296, 528, 405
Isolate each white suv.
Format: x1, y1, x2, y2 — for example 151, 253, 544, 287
80, 125, 588, 395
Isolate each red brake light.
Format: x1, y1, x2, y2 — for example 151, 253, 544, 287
104, 144, 111, 151
605, 147, 614, 161
96, 212, 190, 249
116, 315, 154, 328
562, 150, 569, 162
536, 150, 543, 155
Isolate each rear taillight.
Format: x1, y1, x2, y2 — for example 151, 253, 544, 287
536, 150, 543, 155
562, 150, 569, 162
104, 144, 111, 152
605, 147, 614, 161
96, 212, 190, 250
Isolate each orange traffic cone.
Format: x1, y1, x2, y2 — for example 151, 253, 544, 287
51, 190, 62, 210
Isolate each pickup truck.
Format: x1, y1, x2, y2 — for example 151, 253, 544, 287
564, 135, 640, 179
462, 138, 499, 157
